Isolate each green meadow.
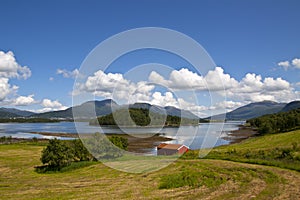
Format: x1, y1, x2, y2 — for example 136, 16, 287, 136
1, 130, 300, 199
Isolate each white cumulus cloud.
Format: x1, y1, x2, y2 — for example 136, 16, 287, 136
57, 68, 81, 78
292, 58, 300, 69
277, 61, 290, 70
149, 67, 297, 103
81, 70, 155, 103
277, 57, 300, 70
0, 78, 18, 101
0, 51, 31, 79
149, 67, 238, 91
205, 67, 239, 91
13, 95, 36, 106
38, 99, 68, 113
151, 92, 178, 107
41, 99, 66, 109
0, 51, 32, 103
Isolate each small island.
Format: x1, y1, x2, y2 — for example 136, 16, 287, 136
89, 108, 201, 127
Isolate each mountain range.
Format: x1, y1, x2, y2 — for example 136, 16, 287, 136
209, 100, 300, 120
0, 99, 199, 120
0, 108, 35, 118
0, 99, 299, 121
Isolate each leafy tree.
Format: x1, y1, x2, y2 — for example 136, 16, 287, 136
71, 139, 94, 161
41, 139, 74, 169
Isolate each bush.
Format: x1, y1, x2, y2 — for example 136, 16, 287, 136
109, 136, 128, 150
71, 139, 94, 161
40, 139, 95, 170
83, 133, 126, 159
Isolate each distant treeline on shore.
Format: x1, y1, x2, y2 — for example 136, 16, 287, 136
0, 118, 60, 123
247, 108, 300, 134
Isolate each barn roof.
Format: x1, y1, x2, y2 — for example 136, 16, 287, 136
157, 143, 188, 150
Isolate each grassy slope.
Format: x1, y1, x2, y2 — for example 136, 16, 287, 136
204, 130, 300, 171
0, 131, 300, 199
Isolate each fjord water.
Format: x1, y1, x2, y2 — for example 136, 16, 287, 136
0, 121, 243, 150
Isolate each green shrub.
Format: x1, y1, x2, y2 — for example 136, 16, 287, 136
41, 139, 74, 169
71, 139, 94, 161
109, 136, 128, 150
83, 133, 126, 159
40, 139, 95, 170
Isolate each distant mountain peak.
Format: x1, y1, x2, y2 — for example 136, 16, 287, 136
281, 100, 300, 112
209, 101, 287, 120
83, 99, 118, 105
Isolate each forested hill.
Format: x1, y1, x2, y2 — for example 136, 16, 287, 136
247, 108, 300, 135
89, 108, 200, 127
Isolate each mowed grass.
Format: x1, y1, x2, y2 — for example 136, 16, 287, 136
1, 139, 300, 199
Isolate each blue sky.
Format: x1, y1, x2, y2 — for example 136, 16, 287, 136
0, 0, 299, 116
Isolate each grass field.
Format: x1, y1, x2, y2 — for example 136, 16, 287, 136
204, 130, 300, 171
0, 130, 300, 199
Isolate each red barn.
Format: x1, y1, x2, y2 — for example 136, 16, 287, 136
157, 143, 189, 155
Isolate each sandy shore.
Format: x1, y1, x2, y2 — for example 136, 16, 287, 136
30, 132, 79, 138
222, 126, 258, 144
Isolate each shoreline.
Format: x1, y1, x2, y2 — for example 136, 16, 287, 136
221, 125, 258, 144
3, 124, 258, 152
29, 132, 172, 153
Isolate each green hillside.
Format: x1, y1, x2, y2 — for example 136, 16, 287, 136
202, 129, 300, 171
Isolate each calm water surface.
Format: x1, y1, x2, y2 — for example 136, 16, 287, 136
0, 121, 244, 150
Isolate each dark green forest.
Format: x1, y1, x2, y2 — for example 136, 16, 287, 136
89, 108, 199, 127
247, 108, 300, 134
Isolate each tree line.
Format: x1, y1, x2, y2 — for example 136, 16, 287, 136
0, 118, 60, 123
247, 108, 300, 134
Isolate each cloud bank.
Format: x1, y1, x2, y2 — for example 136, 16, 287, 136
76, 66, 299, 116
